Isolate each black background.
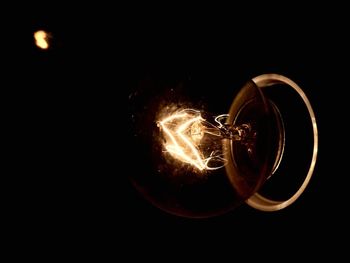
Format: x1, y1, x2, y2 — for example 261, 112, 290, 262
14, 4, 347, 256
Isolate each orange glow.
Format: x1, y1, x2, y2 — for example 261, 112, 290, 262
34, 30, 49, 49
158, 109, 226, 171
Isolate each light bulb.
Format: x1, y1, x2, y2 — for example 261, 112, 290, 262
128, 73, 318, 218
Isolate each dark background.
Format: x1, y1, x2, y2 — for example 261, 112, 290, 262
15, 4, 347, 255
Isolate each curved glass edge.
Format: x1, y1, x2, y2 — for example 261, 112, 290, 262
246, 74, 318, 212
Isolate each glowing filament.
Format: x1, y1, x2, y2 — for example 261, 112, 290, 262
158, 109, 225, 171
34, 30, 49, 49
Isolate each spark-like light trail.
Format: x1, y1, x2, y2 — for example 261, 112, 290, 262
158, 109, 226, 171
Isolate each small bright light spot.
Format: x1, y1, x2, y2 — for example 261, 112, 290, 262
34, 30, 50, 49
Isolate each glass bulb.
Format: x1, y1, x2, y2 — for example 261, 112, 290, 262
128, 73, 318, 218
